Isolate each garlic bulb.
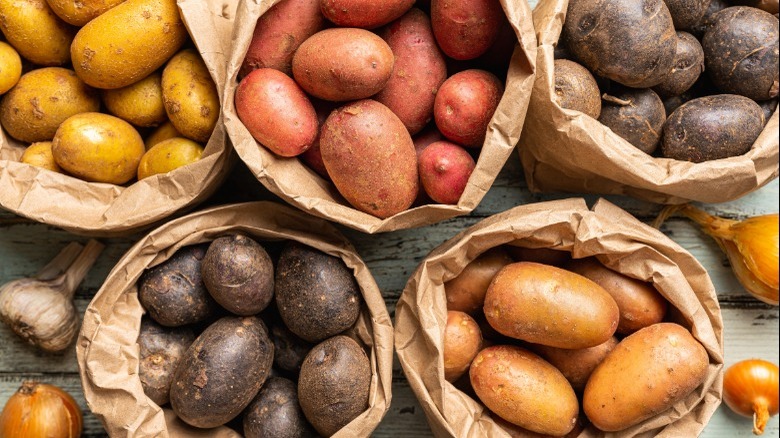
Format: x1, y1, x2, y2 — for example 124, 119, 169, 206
0, 239, 104, 353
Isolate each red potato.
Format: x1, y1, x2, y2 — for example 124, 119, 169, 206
376, 8, 447, 135
239, 0, 324, 77
430, 0, 504, 60
411, 125, 442, 205
443, 310, 482, 382
320, 99, 419, 218
235, 68, 319, 157
419, 141, 475, 204
434, 69, 503, 147
292, 28, 395, 101
321, 0, 415, 28
299, 99, 338, 179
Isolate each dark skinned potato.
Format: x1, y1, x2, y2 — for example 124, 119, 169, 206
138, 318, 195, 406
598, 87, 667, 154
653, 32, 705, 99
271, 323, 313, 374
553, 59, 602, 119
243, 377, 316, 438
690, 0, 730, 38
663, 0, 712, 30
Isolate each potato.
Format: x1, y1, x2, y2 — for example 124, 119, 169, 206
484, 262, 619, 349
137, 137, 203, 180
298, 100, 335, 179
298, 335, 371, 436
375, 8, 447, 135
505, 246, 571, 267
533, 336, 618, 392
760, 98, 778, 125
568, 257, 668, 334
661, 94, 764, 162
731, 0, 779, 14
662, 91, 694, 117
270, 323, 313, 374
583, 323, 709, 431
102, 72, 167, 128
201, 234, 274, 316
243, 377, 315, 438
235, 68, 318, 157
239, 0, 324, 77
144, 121, 182, 150
0, 41, 21, 94
430, 0, 504, 60
702, 7, 779, 100
320, 99, 418, 218
170, 316, 274, 428
663, 0, 711, 30
275, 241, 361, 343
138, 318, 195, 406
434, 69, 503, 147
443, 310, 482, 382
563, 0, 677, 88
162, 49, 220, 143
291, 28, 394, 101
0, 0, 76, 66
418, 141, 475, 204
70, 0, 187, 89
321, 0, 414, 28
0, 67, 100, 143
690, 0, 729, 38
598, 87, 666, 155
553, 59, 601, 119
470, 345, 579, 436
492, 413, 586, 438
51, 112, 145, 184
45, 0, 126, 26
444, 247, 513, 314
652, 32, 704, 99
20, 142, 62, 173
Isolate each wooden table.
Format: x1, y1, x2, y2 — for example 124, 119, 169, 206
1, 156, 777, 437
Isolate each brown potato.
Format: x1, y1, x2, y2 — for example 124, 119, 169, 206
553, 59, 602, 119
419, 141, 475, 204
376, 8, 447, 135
532, 336, 619, 392
138, 318, 195, 406
0, 0, 76, 66
20, 142, 62, 173
270, 323, 313, 374
492, 411, 588, 438
598, 87, 666, 155
162, 49, 220, 143
444, 247, 514, 314
661, 94, 764, 162
663, 0, 711, 30
321, 0, 415, 28
0, 41, 21, 94
243, 377, 315, 438
690, 0, 729, 38
583, 323, 709, 431
652, 32, 704, 99
102, 72, 167, 128
430, 0, 504, 60
433, 69, 503, 147
170, 316, 274, 429
470, 345, 579, 436
239, 0, 324, 77
564, 0, 677, 88
443, 310, 482, 382
760, 98, 778, 125
484, 262, 619, 349
320, 99, 418, 218
292, 28, 394, 101
568, 257, 668, 334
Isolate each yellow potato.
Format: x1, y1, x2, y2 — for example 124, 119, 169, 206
102, 72, 167, 127
443, 310, 482, 382
20, 141, 62, 173
51, 112, 145, 184
0, 67, 100, 143
45, 0, 127, 26
144, 120, 182, 150
0, 0, 76, 66
70, 0, 187, 89
137, 137, 203, 180
444, 247, 514, 314
162, 49, 219, 143
0, 41, 22, 94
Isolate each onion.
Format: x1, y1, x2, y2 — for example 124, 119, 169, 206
0, 381, 83, 438
723, 359, 779, 435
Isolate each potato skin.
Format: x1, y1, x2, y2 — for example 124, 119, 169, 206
376, 8, 447, 135
70, 0, 187, 89
0, 41, 21, 94
20, 142, 62, 173
419, 141, 475, 204
470, 345, 579, 436
298, 335, 371, 436
270, 323, 313, 373
292, 28, 394, 101
162, 49, 220, 143
239, 0, 324, 77
102, 71, 166, 128
583, 323, 709, 431
0, 0, 76, 66
533, 336, 618, 392
564, 0, 677, 88
653, 32, 704, 99
690, 0, 729, 38
138, 318, 195, 406
235, 68, 318, 157
137, 137, 203, 180
170, 316, 274, 429
243, 377, 316, 438
445, 247, 514, 314
45, 0, 127, 26
598, 87, 666, 155
443, 310, 482, 382
568, 258, 668, 334
661, 94, 764, 162
430, 0, 504, 60
553, 59, 601, 119
484, 262, 619, 349
320, 99, 418, 218
663, 0, 712, 30
434, 69, 503, 147
0, 67, 100, 143
321, 0, 415, 28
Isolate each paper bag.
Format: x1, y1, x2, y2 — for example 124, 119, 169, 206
395, 198, 724, 437
517, 0, 778, 205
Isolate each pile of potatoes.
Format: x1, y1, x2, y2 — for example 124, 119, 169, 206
234, 0, 516, 218
136, 233, 370, 437
553, 0, 778, 162
0, 0, 218, 184
441, 246, 710, 436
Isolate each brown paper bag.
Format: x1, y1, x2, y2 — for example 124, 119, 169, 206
76, 201, 394, 437
517, 0, 779, 205
222, 0, 537, 233
395, 198, 724, 437
0, 0, 239, 237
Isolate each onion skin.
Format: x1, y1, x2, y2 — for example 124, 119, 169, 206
723, 359, 779, 435
0, 381, 83, 438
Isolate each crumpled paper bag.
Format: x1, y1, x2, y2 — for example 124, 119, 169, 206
395, 197, 724, 437
77, 201, 394, 437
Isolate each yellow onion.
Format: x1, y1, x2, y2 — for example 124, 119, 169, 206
723, 359, 779, 435
0, 381, 83, 438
